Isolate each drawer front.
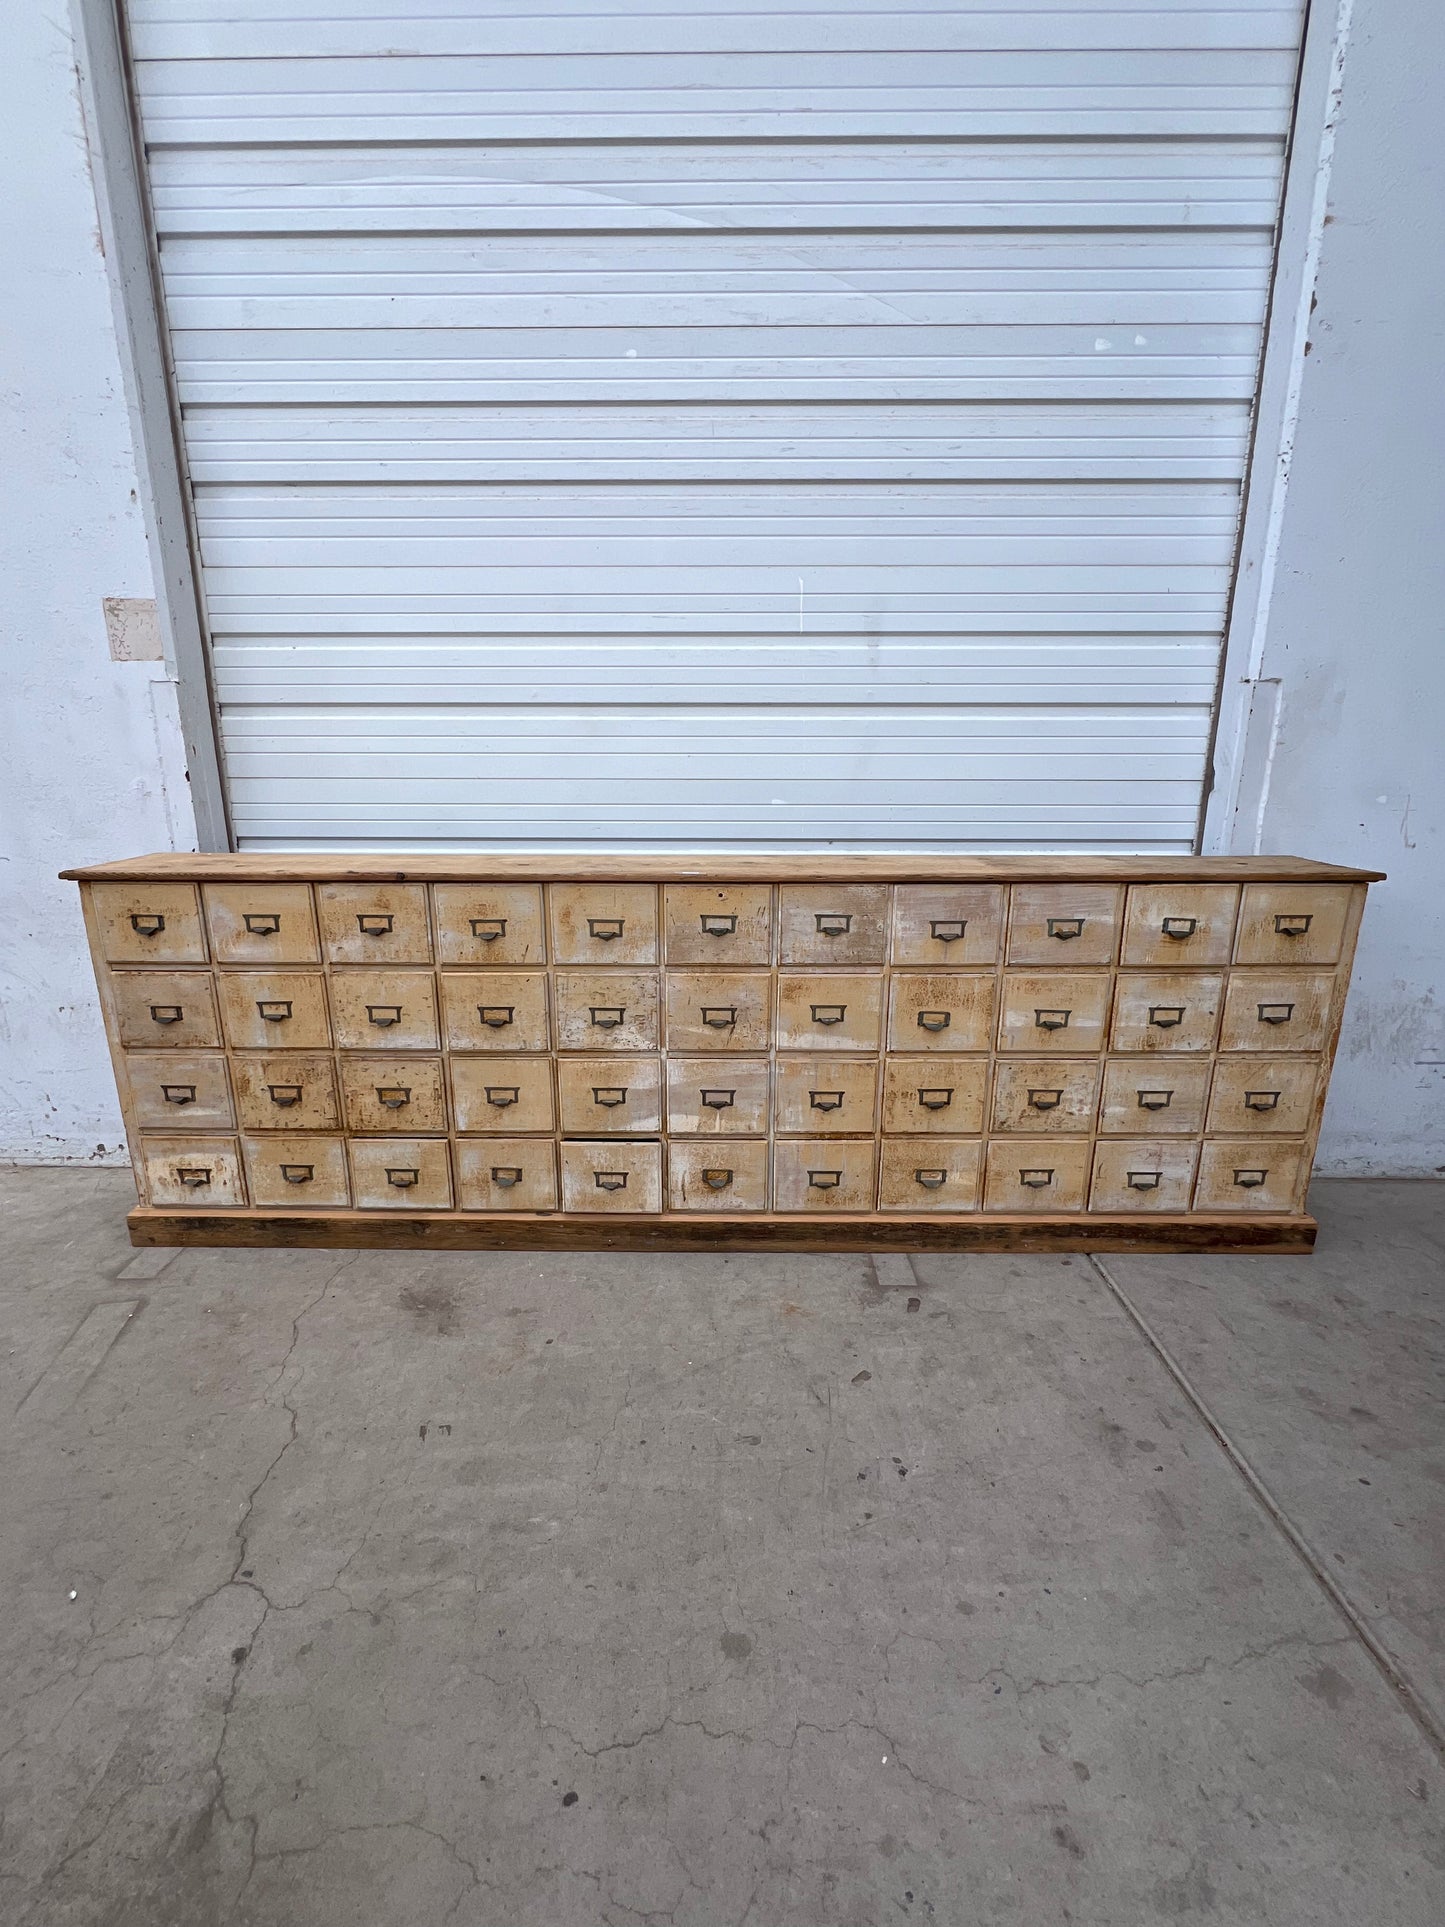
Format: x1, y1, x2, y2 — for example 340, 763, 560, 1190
776, 974, 882, 1050
990, 1058, 1100, 1134
1097, 1057, 1211, 1135
665, 970, 772, 1052
142, 1136, 246, 1207
773, 1056, 878, 1136
997, 973, 1111, 1054
218, 971, 331, 1052
124, 1051, 234, 1130
773, 1139, 877, 1212
560, 1139, 663, 1213
778, 885, 889, 965
432, 884, 545, 966
881, 1057, 988, 1136
664, 884, 772, 965
231, 1052, 340, 1132
667, 1139, 768, 1211
202, 883, 319, 964
329, 970, 438, 1051
665, 1057, 770, 1136
554, 970, 659, 1051
1090, 1140, 1199, 1213
550, 883, 658, 964
891, 885, 1004, 967
879, 1137, 981, 1212
558, 1055, 662, 1135
1219, 972, 1335, 1052
317, 883, 432, 964
1109, 972, 1223, 1053
340, 1054, 448, 1134
1006, 884, 1121, 967
983, 1138, 1090, 1213
887, 972, 994, 1052
450, 1056, 555, 1134
1122, 883, 1239, 968
455, 1138, 558, 1211
441, 971, 550, 1052
349, 1137, 453, 1209
112, 971, 221, 1050
1194, 1140, 1307, 1213
92, 883, 207, 965
243, 1134, 351, 1208
1234, 883, 1356, 967
1206, 1057, 1322, 1136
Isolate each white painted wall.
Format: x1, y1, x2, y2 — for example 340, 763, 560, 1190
0, 2, 195, 1163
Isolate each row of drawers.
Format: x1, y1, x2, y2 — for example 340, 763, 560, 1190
139, 1133, 1311, 1218
124, 1051, 1326, 1140
90, 879, 1359, 972
103, 966, 1342, 1056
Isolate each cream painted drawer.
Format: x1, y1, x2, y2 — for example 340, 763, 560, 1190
558, 1055, 662, 1135
879, 1138, 981, 1212
432, 884, 545, 966
665, 970, 772, 1052
554, 970, 659, 1051
202, 883, 319, 964
891, 885, 1004, 966
778, 885, 889, 965
441, 971, 549, 1052
1109, 972, 1223, 1053
1206, 1058, 1323, 1136
881, 1057, 988, 1136
983, 1139, 1091, 1213
231, 1052, 339, 1132
1097, 1058, 1211, 1135
329, 970, 438, 1051
550, 883, 658, 964
450, 1056, 555, 1135
1121, 884, 1239, 968
349, 1138, 453, 1210
664, 884, 772, 964
1194, 1140, 1308, 1213
561, 1140, 663, 1213
1234, 884, 1356, 966
124, 1052, 233, 1130
455, 1139, 558, 1211
990, 1059, 1100, 1134
887, 973, 994, 1052
773, 1140, 877, 1212
667, 1140, 768, 1211
996, 973, 1111, 1054
1089, 1140, 1199, 1213
1006, 884, 1121, 967
243, 1135, 350, 1208
1219, 972, 1335, 1052
112, 971, 221, 1051
92, 883, 206, 965
340, 1054, 448, 1134
317, 883, 432, 964
218, 972, 331, 1052
773, 1056, 877, 1135
142, 1136, 246, 1207
665, 1058, 770, 1136
776, 974, 882, 1050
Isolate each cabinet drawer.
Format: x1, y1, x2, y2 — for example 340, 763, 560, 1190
1218, 972, 1335, 1052
432, 884, 545, 966
667, 1140, 768, 1211
881, 1057, 988, 1136
558, 1055, 662, 1135
990, 1059, 1100, 1134
1090, 1140, 1199, 1213
92, 883, 206, 965
665, 970, 772, 1053
1006, 884, 1120, 966
455, 1139, 558, 1211
330, 970, 438, 1051
891, 885, 1004, 966
774, 1056, 878, 1135
340, 1054, 448, 1134
1109, 972, 1223, 1053
887, 972, 994, 1052
142, 1136, 246, 1208
243, 1135, 350, 1208
124, 1052, 234, 1130
778, 885, 889, 965
550, 884, 657, 964
997, 974, 1111, 1054
664, 884, 772, 964
1206, 1057, 1322, 1136
231, 1053, 339, 1132
112, 971, 221, 1051
441, 971, 549, 1052
1122, 884, 1239, 968
202, 883, 319, 964
218, 972, 331, 1052
879, 1138, 981, 1212
1194, 1140, 1307, 1213
776, 974, 881, 1051
349, 1138, 453, 1210
450, 1056, 555, 1135
773, 1140, 877, 1212
561, 1139, 663, 1213
983, 1139, 1090, 1213
665, 1057, 770, 1136
1097, 1058, 1210, 1135
1234, 884, 1356, 966
554, 970, 659, 1051
317, 883, 432, 964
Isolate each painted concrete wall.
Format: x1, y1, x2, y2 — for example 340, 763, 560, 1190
0, 3, 195, 1163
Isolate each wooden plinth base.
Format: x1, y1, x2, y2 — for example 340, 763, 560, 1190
128, 1207, 1317, 1255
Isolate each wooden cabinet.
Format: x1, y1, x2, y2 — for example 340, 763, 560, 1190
68, 853, 1377, 1251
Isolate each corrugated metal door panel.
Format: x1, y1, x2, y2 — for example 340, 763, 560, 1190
125, 0, 1308, 851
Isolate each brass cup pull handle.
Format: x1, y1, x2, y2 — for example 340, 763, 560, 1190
491, 1166, 523, 1187
917, 1088, 954, 1110
809, 1091, 844, 1112
1136, 1090, 1173, 1111
243, 912, 281, 936
700, 1088, 735, 1109
280, 1164, 314, 1186
1028, 1089, 1063, 1111
592, 1087, 628, 1107
150, 1004, 184, 1025
595, 1171, 628, 1192
258, 999, 294, 1023
469, 917, 506, 941
268, 1084, 302, 1107
701, 1168, 733, 1190
1034, 1009, 1070, 1031
1257, 1002, 1294, 1025
385, 1168, 419, 1189
700, 913, 737, 937
485, 1086, 519, 1108
1148, 1005, 1186, 1029
1161, 916, 1198, 939
130, 912, 165, 935
357, 912, 394, 936
930, 918, 966, 943
1244, 1090, 1281, 1112
1126, 1171, 1162, 1192
916, 1010, 951, 1032
162, 1084, 196, 1106
914, 1169, 947, 1189
807, 1170, 842, 1190
478, 1006, 514, 1028
1019, 1169, 1054, 1189
1047, 917, 1084, 941
701, 1006, 737, 1028
590, 1006, 626, 1029
176, 1166, 212, 1188
375, 1087, 411, 1109
810, 1004, 846, 1025
588, 918, 624, 941
1274, 913, 1313, 936
815, 913, 852, 936
366, 1004, 401, 1027
1233, 1169, 1268, 1190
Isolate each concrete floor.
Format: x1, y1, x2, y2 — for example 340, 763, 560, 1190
1, 1170, 1441, 1927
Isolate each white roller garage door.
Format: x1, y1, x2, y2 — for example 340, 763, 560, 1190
125, 1, 1307, 851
